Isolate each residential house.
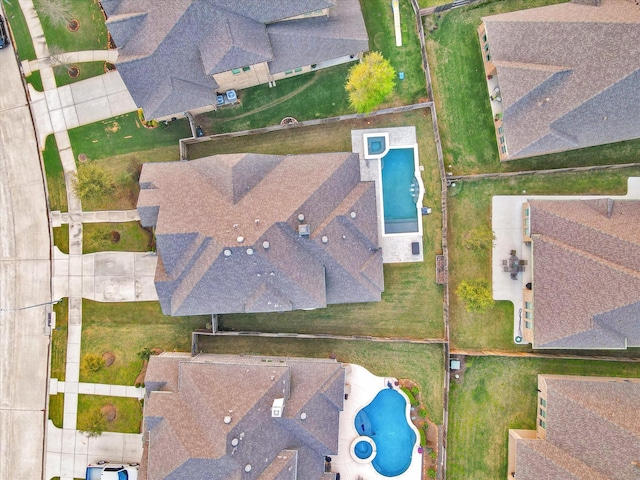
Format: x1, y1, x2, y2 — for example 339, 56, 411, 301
140, 353, 345, 479
478, 0, 640, 160
100, 0, 369, 120
137, 152, 384, 316
520, 199, 640, 349
507, 374, 640, 479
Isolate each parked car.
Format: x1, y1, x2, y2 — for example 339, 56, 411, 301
86, 462, 138, 480
0, 15, 9, 49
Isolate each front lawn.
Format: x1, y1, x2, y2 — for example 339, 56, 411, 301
447, 169, 638, 350
77, 395, 142, 434
54, 61, 106, 87
447, 356, 640, 479
53, 226, 69, 254
3, 0, 37, 60
79, 300, 208, 385
51, 298, 69, 381
43, 134, 68, 212
83, 222, 153, 253
49, 394, 64, 428
198, 335, 445, 424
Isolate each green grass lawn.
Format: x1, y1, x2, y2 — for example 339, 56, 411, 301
79, 300, 208, 385
77, 395, 142, 434
27, 71, 44, 92
424, 0, 640, 174
48, 299, 69, 429
54, 61, 106, 87
49, 393, 64, 428
33, 0, 108, 52
447, 169, 639, 350
188, 109, 444, 339
83, 222, 153, 254
198, 335, 445, 424
447, 356, 640, 479
42, 134, 68, 212
3, 0, 37, 61
53, 226, 69, 254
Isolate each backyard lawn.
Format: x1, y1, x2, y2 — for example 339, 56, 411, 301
447, 169, 639, 351
447, 356, 640, 479
79, 300, 208, 385
77, 395, 142, 435
424, 0, 640, 174
197, 335, 445, 424
83, 222, 153, 254
42, 134, 68, 212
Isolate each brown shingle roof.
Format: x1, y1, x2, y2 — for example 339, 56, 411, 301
529, 199, 640, 348
481, 0, 640, 159
514, 375, 640, 480
137, 153, 383, 316
142, 354, 344, 480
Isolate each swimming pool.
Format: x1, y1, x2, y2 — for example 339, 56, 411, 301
381, 148, 420, 234
354, 389, 417, 477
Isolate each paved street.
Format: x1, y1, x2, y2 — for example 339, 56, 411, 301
0, 46, 52, 479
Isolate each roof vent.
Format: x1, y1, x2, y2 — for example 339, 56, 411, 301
247, 248, 254, 255
231, 438, 239, 447
245, 464, 252, 473
237, 236, 244, 243
224, 416, 232, 424
271, 398, 284, 417
224, 249, 232, 257
321, 236, 328, 244
300, 412, 307, 420
350, 211, 357, 219
298, 213, 305, 222
298, 224, 310, 237
263, 241, 270, 249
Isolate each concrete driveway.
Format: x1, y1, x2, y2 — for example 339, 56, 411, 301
0, 48, 52, 479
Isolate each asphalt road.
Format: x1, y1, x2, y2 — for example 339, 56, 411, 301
0, 44, 52, 478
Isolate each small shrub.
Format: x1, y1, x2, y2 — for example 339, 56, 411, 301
82, 354, 106, 373
410, 386, 419, 397
401, 387, 419, 407
419, 426, 427, 447
456, 279, 494, 312
430, 450, 438, 460
418, 408, 428, 418
137, 347, 152, 361
82, 409, 107, 438
428, 468, 437, 478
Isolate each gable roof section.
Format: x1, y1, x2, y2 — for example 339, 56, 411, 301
141, 354, 344, 480
529, 199, 640, 348
482, 0, 640, 159
137, 152, 383, 316
103, 0, 367, 119
513, 375, 640, 480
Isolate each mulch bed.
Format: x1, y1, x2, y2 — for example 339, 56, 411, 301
101, 403, 117, 422
102, 351, 115, 367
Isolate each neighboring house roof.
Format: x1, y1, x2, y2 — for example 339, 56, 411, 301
100, 0, 368, 119
482, 0, 640, 159
528, 199, 640, 348
140, 353, 345, 480
513, 375, 640, 480
137, 152, 383, 316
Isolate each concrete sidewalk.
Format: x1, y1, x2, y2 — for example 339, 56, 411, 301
21, 49, 119, 76
51, 209, 140, 226
50, 380, 145, 400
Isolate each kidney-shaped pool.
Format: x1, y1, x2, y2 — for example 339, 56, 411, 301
354, 388, 417, 477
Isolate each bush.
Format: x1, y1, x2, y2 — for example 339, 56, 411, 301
411, 386, 419, 397
82, 409, 106, 438
137, 347, 152, 361
419, 408, 428, 418
82, 354, 106, 373
428, 468, 437, 478
456, 279, 494, 312
419, 426, 427, 446
73, 162, 115, 203
401, 387, 419, 407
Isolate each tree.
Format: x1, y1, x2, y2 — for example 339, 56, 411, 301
462, 227, 496, 251
73, 163, 116, 203
345, 52, 396, 113
82, 409, 107, 438
37, 0, 73, 28
456, 280, 494, 312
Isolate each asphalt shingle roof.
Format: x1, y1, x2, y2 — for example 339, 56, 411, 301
140, 354, 344, 480
482, 0, 640, 159
137, 152, 383, 316
528, 199, 640, 348
102, 0, 368, 119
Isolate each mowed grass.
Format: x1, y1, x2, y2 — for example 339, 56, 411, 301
189, 109, 444, 339
83, 222, 152, 253
54, 61, 106, 87
42, 134, 68, 212
33, 0, 108, 52
424, 0, 640, 174
49, 394, 64, 428
27, 71, 44, 92
53, 226, 69, 254
77, 395, 142, 434
198, 335, 445, 424
447, 356, 640, 479
3, 0, 37, 60
447, 169, 639, 350
80, 300, 208, 385
49, 299, 69, 429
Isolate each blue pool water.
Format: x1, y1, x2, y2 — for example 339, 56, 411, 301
354, 440, 373, 459
381, 148, 419, 234
367, 136, 387, 155
354, 389, 416, 477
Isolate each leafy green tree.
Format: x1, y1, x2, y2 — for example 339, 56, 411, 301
456, 280, 494, 312
345, 52, 396, 113
73, 163, 115, 203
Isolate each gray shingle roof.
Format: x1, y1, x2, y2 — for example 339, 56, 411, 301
137, 152, 383, 316
140, 354, 344, 480
513, 375, 640, 480
482, 0, 640, 159
102, 0, 367, 119
528, 199, 640, 348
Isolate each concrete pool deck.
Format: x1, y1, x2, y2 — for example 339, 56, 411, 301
352, 127, 425, 264
330, 364, 422, 480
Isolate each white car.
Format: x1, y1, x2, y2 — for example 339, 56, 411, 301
86, 462, 139, 480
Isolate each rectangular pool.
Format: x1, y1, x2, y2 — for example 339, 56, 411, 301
381, 148, 420, 234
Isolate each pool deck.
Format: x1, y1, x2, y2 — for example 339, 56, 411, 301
330, 364, 423, 480
352, 127, 424, 264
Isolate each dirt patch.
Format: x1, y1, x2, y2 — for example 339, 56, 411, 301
105, 121, 120, 133
102, 351, 116, 367
101, 403, 117, 423
135, 360, 148, 387
68, 65, 80, 78
150, 348, 164, 355
67, 18, 80, 32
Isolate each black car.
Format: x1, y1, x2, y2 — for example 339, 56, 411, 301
0, 15, 9, 50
